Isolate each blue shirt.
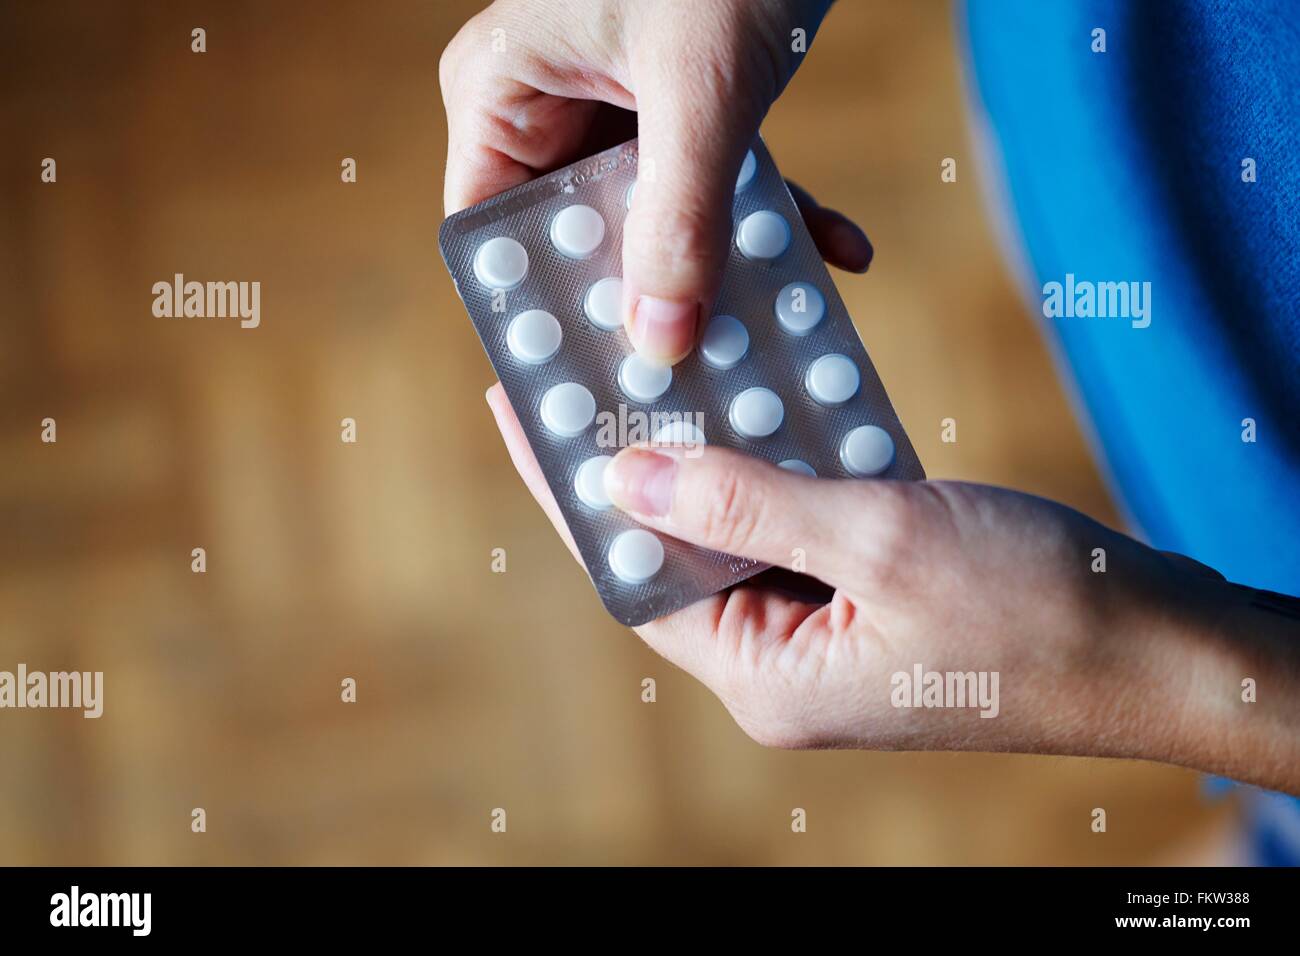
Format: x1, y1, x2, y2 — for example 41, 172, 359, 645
962, 0, 1299, 862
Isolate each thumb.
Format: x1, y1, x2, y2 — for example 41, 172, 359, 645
603, 444, 880, 587
621, 35, 775, 363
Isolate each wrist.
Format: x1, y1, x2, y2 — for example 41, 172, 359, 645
1089, 566, 1300, 791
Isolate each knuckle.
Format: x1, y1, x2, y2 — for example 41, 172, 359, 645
731, 706, 816, 750
437, 45, 453, 92
875, 491, 916, 559
751, 723, 812, 751
437, 33, 466, 96
440, 9, 498, 102
744, 722, 796, 750
850, 485, 917, 585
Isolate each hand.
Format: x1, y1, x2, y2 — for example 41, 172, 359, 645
447, 0, 1300, 793
440, 0, 869, 362
486, 392, 1300, 793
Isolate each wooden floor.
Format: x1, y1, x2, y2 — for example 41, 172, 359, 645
0, 0, 1224, 864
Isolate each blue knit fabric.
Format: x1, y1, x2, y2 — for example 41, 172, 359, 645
961, 0, 1299, 864
962, 0, 1298, 590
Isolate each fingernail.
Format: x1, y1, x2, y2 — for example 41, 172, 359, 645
630, 296, 697, 363
604, 447, 677, 517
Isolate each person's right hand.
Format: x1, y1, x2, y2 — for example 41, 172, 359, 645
484, 391, 1300, 794
440, 0, 872, 362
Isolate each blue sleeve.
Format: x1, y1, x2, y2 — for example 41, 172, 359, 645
961, 0, 1300, 595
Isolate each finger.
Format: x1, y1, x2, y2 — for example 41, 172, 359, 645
487, 384, 834, 705
444, 142, 533, 218
484, 383, 581, 562
440, 15, 619, 215
603, 443, 890, 587
637, 580, 826, 693
440, 24, 533, 215
485, 386, 792, 690
786, 179, 873, 273
443, 91, 604, 215
620, 19, 779, 364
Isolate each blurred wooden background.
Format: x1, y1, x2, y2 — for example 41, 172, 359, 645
0, 0, 1224, 864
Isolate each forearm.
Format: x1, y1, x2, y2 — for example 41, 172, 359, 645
1109, 575, 1300, 792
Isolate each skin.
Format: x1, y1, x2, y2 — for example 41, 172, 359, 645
445, 0, 1300, 793
441, 0, 853, 359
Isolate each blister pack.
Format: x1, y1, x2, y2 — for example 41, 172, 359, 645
439, 138, 924, 626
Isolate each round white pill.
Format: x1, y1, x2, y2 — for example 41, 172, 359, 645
736, 210, 791, 261
584, 276, 623, 331
805, 353, 860, 406
550, 204, 605, 259
608, 529, 665, 585
840, 425, 895, 477
618, 353, 672, 403
778, 459, 817, 477
775, 281, 826, 336
653, 420, 706, 447
699, 315, 750, 370
574, 455, 614, 510
473, 236, 529, 290
735, 149, 757, 192
506, 309, 562, 365
729, 387, 784, 439
540, 382, 596, 437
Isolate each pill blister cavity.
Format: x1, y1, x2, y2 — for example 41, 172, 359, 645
506, 309, 562, 365
775, 281, 826, 336
840, 425, 895, 477
699, 315, 749, 370
729, 387, 784, 439
608, 529, 665, 585
584, 276, 623, 331
550, 204, 605, 259
440, 139, 923, 627
574, 455, 614, 510
654, 420, 706, 447
735, 149, 758, 192
778, 459, 817, 477
618, 353, 672, 403
805, 353, 860, 406
736, 210, 791, 261
540, 382, 596, 437
473, 236, 529, 290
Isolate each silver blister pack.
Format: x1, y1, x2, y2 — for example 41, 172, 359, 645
439, 138, 924, 626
